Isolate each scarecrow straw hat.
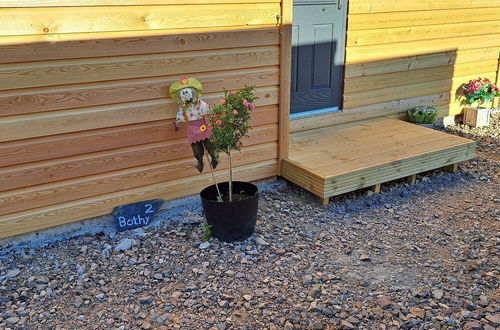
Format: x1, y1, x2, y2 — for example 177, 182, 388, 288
169, 77, 204, 102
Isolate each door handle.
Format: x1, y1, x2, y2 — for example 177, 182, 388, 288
338, 0, 342, 10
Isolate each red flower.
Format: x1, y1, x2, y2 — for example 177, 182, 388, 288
215, 119, 222, 126
232, 110, 238, 115
220, 99, 226, 105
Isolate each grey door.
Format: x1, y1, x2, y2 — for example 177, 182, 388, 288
291, 0, 346, 114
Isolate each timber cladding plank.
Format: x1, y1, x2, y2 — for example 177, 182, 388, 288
0, 105, 278, 167
1, 0, 280, 6
345, 47, 500, 78
347, 21, 500, 47
0, 123, 278, 191
0, 66, 279, 117
0, 4, 280, 36
0, 86, 279, 143
0, 27, 279, 65
349, 0, 500, 14
343, 72, 498, 109
344, 60, 499, 94
0, 46, 280, 91
348, 7, 500, 30
0, 160, 278, 238
0, 142, 278, 216
345, 34, 500, 63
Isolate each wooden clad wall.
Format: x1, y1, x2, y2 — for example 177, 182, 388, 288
345, 0, 500, 117
291, 0, 500, 132
0, 1, 282, 238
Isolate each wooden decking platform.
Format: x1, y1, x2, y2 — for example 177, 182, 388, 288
281, 117, 476, 204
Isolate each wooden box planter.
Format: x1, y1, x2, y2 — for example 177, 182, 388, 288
463, 107, 491, 128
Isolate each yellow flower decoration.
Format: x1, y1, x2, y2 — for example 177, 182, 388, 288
199, 124, 207, 132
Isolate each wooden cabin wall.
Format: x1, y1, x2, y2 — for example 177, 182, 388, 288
0, 1, 282, 238
291, 0, 500, 132
344, 0, 500, 118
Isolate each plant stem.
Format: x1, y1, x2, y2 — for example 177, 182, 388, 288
228, 148, 233, 202
205, 153, 222, 200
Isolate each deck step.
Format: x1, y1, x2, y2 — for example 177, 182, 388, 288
282, 117, 476, 205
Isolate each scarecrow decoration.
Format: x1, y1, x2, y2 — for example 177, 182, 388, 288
169, 77, 218, 173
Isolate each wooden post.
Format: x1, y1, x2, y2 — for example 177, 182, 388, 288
321, 196, 329, 205
493, 51, 499, 108
445, 163, 458, 173
278, 0, 292, 175
370, 183, 381, 194
406, 174, 417, 184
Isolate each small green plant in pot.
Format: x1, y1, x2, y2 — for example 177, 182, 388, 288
199, 86, 259, 242
407, 105, 439, 125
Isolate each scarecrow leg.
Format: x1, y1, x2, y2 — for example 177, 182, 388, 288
191, 141, 205, 173
203, 139, 219, 169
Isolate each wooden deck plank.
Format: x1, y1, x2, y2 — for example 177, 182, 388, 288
289, 120, 431, 162
310, 132, 471, 173
324, 145, 475, 196
321, 135, 473, 177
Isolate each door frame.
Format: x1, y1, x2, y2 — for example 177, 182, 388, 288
289, 0, 348, 119
278, 0, 348, 173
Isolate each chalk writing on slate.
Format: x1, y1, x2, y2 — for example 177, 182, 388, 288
112, 199, 163, 231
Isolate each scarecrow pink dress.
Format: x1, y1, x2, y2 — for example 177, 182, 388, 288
176, 99, 213, 143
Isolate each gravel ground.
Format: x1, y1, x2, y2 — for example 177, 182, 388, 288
0, 114, 499, 330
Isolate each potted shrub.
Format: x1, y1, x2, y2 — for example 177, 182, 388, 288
199, 86, 258, 242
407, 105, 439, 128
459, 77, 500, 128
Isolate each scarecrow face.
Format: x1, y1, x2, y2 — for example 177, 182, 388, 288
178, 87, 197, 104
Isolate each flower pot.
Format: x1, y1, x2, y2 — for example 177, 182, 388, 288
200, 181, 258, 242
463, 106, 491, 128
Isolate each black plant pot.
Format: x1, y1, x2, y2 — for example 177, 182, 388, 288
200, 181, 258, 242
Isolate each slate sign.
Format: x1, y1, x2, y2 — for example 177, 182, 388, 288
112, 199, 163, 231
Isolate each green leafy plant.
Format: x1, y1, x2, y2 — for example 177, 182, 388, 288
407, 105, 439, 124
207, 86, 256, 202
460, 77, 500, 106
201, 224, 212, 242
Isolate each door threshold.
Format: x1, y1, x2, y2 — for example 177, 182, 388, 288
290, 107, 341, 119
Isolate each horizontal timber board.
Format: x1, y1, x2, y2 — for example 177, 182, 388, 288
0, 87, 278, 143
347, 21, 500, 46
349, 0, 500, 14
0, 0, 280, 6
0, 66, 279, 116
310, 131, 468, 172
281, 161, 325, 196
345, 34, 500, 63
324, 146, 475, 196
0, 46, 280, 90
0, 142, 278, 215
321, 136, 474, 177
290, 93, 448, 133
343, 71, 497, 109
0, 160, 278, 238
290, 126, 438, 166
348, 7, 500, 30
344, 60, 499, 94
0, 4, 280, 36
0, 27, 279, 64
0, 105, 278, 167
0, 124, 278, 191
345, 47, 500, 78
